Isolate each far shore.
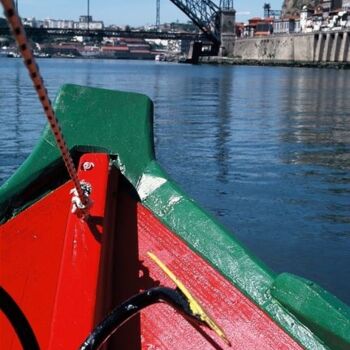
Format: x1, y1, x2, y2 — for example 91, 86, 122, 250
201, 56, 350, 69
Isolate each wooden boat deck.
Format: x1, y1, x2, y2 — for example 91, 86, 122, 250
0, 154, 302, 349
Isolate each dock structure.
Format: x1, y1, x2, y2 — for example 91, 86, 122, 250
219, 0, 236, 56
232, 29, 350, 64
315, 31, 350, 62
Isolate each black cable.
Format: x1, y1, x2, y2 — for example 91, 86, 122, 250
0, 286, 40, 350
79, 287, 199, 350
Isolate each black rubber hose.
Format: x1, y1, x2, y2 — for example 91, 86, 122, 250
0, 286, 40, 350
79, 287, 198, 350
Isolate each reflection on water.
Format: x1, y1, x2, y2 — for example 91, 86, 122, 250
0, 60, 42, 182
279, 69, 350, 233
214, 68, 233, 184
0, 59, 349, 304
282, 69, 350, 169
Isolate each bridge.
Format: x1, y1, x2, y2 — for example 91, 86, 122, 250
0, 27, 210, 42
170, 0, 221, 44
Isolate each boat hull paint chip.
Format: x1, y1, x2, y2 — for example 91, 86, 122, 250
137, 173, 167, 201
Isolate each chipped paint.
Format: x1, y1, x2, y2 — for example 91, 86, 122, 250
137, 174, 167, 201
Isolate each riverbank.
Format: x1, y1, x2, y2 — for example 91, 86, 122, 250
225, 31, 350, 69
201, 56, 350, 69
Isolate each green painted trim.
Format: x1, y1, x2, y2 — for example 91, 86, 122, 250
1, 85, 348, 349
139, 161, 330, 350
0, 84, 154, 220
271, 273, 350, 350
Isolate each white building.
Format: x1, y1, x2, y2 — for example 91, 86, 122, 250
74, 21, 104, 30
44, 19, 75, 29
343, 0, 350, 9
273, 18, 301, 34
42, 16, 104, 30
300, 6, 314, 32
22, 17, 37, 27
75, 15, 104, 30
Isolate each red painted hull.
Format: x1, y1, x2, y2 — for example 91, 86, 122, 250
136, 204, 302, 350
0, 153, 302, 349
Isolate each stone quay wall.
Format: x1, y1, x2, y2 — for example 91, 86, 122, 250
233, 30, 350, 63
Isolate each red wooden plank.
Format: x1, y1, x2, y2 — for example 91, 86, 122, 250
48, 154, 110, 350
0, 153, 111, 350
0, 181, 72, 350
136, 204, 303, 350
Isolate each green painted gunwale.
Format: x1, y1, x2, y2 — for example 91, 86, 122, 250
0, 85, 349, 349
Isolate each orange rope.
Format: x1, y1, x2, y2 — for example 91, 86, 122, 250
1, 0, 89, 208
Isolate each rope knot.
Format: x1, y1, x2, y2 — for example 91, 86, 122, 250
70, 181, 93, 219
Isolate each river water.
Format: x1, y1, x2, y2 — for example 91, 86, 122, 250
0, 58, 349, 304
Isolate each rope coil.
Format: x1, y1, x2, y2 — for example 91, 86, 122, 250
1, 0, 90, 211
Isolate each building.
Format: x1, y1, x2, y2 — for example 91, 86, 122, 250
246, 17, 273, 37
79, 16, 92, 23
74, 21, 104, 30
99, 37, 154, 59
300, 5, 314, 32
273, 17, 300, 34
267, 0, 350, 35
39, 15, 104, 30
315, 0, 345, 15
343, 0, 350, 9
296, 2, 350, 32
75, 16, 104, 30
44, 19, 75, 29
333, 0, 343, 9
235, 22, 245, 37
22, 17, 37, 27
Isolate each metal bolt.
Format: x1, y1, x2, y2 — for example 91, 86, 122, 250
82, 162, 95, 171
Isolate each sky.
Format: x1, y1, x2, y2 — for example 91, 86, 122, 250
13, 0, 283, 26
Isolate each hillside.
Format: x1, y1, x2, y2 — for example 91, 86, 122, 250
281, 0, 321, 15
